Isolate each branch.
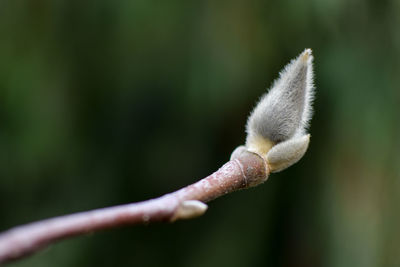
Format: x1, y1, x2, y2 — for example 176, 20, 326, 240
0, 150, 268, 264
0, 48, 315, 264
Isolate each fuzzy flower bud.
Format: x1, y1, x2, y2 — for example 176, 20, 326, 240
232, 49, 315, 173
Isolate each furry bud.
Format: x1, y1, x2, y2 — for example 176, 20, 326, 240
246, 49, 314, 146
233, 49, 315, 172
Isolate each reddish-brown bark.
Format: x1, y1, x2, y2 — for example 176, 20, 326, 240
0, 150, 268, 264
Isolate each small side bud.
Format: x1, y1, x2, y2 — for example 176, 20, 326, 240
266, 134, 310, 172
171, 200, 208, 222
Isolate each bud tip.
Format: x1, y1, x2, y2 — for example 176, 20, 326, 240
301, 48, 312, 63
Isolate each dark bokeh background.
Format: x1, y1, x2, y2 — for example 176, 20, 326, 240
1, 1, 400, 266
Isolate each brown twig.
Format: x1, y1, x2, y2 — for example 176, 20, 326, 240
0, 150, 269, 264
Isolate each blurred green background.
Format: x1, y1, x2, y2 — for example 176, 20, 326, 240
1, 0, 400, 266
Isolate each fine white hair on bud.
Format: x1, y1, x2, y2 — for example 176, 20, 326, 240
246, 49, 314, 145
232, 49, 315, 172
